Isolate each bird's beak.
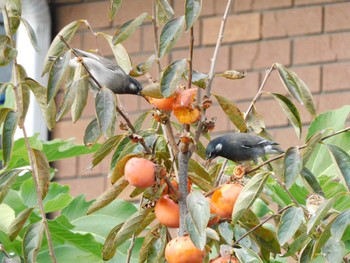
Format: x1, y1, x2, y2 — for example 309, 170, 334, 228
204, 158, 212, 170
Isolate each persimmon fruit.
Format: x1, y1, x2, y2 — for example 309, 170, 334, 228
161, 179, 192, 196
124, 157, 155, 188
210, 257, 239, 263
165, 235, 206, 263
149, 97, 175, 111
210, 183, 243, 219
155, 195, 180, 228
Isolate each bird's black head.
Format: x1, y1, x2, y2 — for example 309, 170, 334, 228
128, 77, 143, 95
205, 139, 223, 161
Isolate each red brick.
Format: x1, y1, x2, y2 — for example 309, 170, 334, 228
325, 3, 350, 32
234, 0, 292, 12
317, 92, 350, 113
323, 63, 350, 92
205, 104, 230, 133
54, 1, 112, 31
231, 40, 291, 70
254, 97, 289, 127
118, 94, 140, 112
202, 13, 260, 45
271, 126, 304, 150
173, 0, 215, 16
54, 158, 78, 178
57, 176, 106, 200
211, 71, 259, 101
262, 7, 322, 38
112, 0, 152, 25
174, 24, 201, 49
295, 0, 343, 6
294, 33, 350, 65
53, 118, 91, 143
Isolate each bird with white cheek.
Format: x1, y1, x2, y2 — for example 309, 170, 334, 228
205, 133, 284, 166
69, 48, 143, 95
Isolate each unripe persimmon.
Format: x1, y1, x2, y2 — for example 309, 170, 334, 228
149, 97, 175, 111
210, 183, 243, 219
124, 157, 155, 188
155, 195, 180, 228
165, 236, 206, 263
161, 179, 192, 196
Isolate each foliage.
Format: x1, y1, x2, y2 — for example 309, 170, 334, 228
1, 0, 350, 262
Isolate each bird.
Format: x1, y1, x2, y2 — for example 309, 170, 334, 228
69, 48, 143, 95
205, 133, 284, 164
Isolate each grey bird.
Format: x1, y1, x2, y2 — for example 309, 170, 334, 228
70, 48, 142, 95
205, 133, 284, 164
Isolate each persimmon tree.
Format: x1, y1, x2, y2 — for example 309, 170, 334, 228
1, 0, 350, 263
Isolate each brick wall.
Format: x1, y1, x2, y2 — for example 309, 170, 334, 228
49, 0, 350, 199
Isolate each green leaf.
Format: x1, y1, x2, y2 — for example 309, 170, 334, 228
282, 232, 310, 257
213, 93, 247, 132
188, 159, 212, 182
301, 130, 325, 165
108, 0, 122, 21
2, 110, 18, 167
102, 222, 123, 260
61, 194, 93, 221
269, 92, 302, 138
140, 83, 163, 98
215, 69, 246, 80
186, 191, 209, 249
299, 239, 315, 263
18, 16, 40, 52
72, 75, 89, 122
187, 70, 208, 89
185, 0, 202, 30
160, 59, 187, 98
42, 20, 86, 75
188, 173, 213, 192
23, 221, 45, 263
8, 207, 34, 241
32, 149, 50, 200
156, 0, 174, 25
283, 147, 302, 189
218, 221, 234, 245
331, 210, 350, 242
92, 134, 124, 167
44, 194, 73, 213
277, 206, 304, 245
95, 87, 116, 138
113, 12, 148, 45
24, 78, 56, 130
2, 0, 21, 36
232, 172, 271, 224
47, 50, 71, 103
307, 192, 346, 234
55, 78, 77, 121
83, 118, 101, 146
139, 225, 166, 263
326, 144, 350, 191
300, 167, 324, 196
0, 204, 15, 233
312, 216, 337, 257
17, 83, 30, 122
87, 180, 129, 215
0, 169, 22, 203
235, 247, 263, 263
159, 16, 185, 58
275, 64, 303, 104
0, 35, 17, 66
321, 237, 344, 263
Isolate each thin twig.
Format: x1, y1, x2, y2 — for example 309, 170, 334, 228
187, 27, 194, 90
232, 205, 292, 247
126, 234, 136, 263
215, 159, 228, 187
152, 0, 162, 74
244, 64, 275, 120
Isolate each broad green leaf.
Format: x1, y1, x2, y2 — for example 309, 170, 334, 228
140, 83, 163, 98
44, 193, 73, 213
72, 75, 89, 122
0, 35, 17, 66
113, 12, 148, 45
8, 207, 34, 241
2, 0, 21, 36
97, 32, 131, 73
2, 110, 18, 167
47, 50, 71, 103
284, 147, 302, 189
42, 20, 86, 75
188, 173, 213, 192
235, 247, 263, 263
108, 0, 122, 21
188, 159, 212, 182
282, 232, 310, 257
213, 93, 247, 132
84, 118, 101, 146
0, 169, 22, 203
95, 87, 116, 138
187, 70, 208, 89
301, 130, 325, 165
185, 0, 202, 30
23, 221, 45, 263
215, 69, 246, 80
321, 237, 344, 263
92, 135, 124, 167
299, 239, 315, 263
232, 172, 271, 224
102, 208, 152, 260
186, 191, 210, 235
326, 144, 350, 191
109, 153, 139, 184
87, 180, 129, 214
235, 224, 252, 248
133, 110, 151, 131
269, 92, 302, 138
312, 216, 337, 258
245, 105, 265, 134
56, 79, 77, 121
139, 224, 166, 263
18, 17, 40, 52
32, 149, 50, 200
185, 214, 206, 250
17, 83, 30, 122
61, 194, 94, 221
277, 206, 304, 245
206, 227, 220, 241
218, 221, 234, 245
0, 203, 15, 232
156, 0, 174, 25
24, 78, 56, 130
275, 63, 303, 103
331, 210, 350, 242
300, 167, 324, 196
307, 192, 346, 234
160, 59, 187, 98
159, 16, 185, 58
